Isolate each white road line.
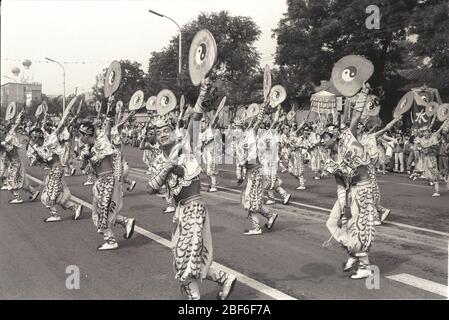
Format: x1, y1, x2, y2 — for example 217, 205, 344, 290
129, 169, 449, 238
386, 273, 448, 298
220, 168, 435, 189
377, 180, 431, 189
26, 174, 297, 301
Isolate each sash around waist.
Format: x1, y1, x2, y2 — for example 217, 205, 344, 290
173, 179, 201, 205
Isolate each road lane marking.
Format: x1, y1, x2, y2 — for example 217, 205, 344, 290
130, 168, 449, 238
128, 170, 448, 251
386, 273, 448, 298
26, 174, 297, 300
199, 187, 448, 250
215, 167, 437, 190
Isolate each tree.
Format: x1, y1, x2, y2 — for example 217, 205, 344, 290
145, 11, 262, 108
272, 0, 449, 120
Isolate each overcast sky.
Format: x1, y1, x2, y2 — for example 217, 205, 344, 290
1, 0, 287, 96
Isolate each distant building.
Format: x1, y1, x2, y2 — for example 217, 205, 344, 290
0, 82, 42, 108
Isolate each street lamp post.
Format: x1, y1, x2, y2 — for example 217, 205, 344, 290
45, 57, 66, 113
149, 9, 182, 88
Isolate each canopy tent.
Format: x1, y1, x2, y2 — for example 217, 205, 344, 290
309, 80, 341, 125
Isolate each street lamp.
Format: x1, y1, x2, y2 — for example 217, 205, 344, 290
149, 9, 182, 88
45, 57, 66, 112
3, 75, 19, 103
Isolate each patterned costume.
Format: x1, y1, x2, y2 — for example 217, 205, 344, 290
28, 132, 82, 221
80, 126, 135, 250
417, 132, 442, 196
199, 126, 222, 191
324, 129, 376, 259
239, 126, 278, 235
257, 128, 290, 204
146, 82, 236, 300
360, 133, 392, 224
323, 81, 379, 279
227, 126, 247, 183
308, 131, 323, 179
288, 134, 306, 189
2, 116, 39, 203
111, 125, 136, 191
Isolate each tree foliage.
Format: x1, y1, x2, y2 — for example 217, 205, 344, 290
145, 11, 263, 108
273, 0, 449, 117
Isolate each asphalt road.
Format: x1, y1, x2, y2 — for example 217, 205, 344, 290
0, 145, 447, 299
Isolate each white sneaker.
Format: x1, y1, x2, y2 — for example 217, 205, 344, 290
145, 171, 151, 175
431, 192, 440, 197
127, 180, 137, 192
70, 168, 76, 176
83, 181, 94, 186
44, 215, 62, 223
380, 209, 391, 222
9, 198, 23, 204
283, 194, 291, 205
265, 199, 276, 205
124, 218, 136, 239
343, 257, 358, 272
374, 220, 381, 226
209, 187, 218, 192
1, 185, 9, 190
314, 176, 321, 180
265, 213, 278, 230
73, 205, 83, 220
350, 266, 373, 279
296, 186, 306, 190
29, 190, 40, 202
281, 169, 287, 173
163, 206, 176, 214
217, 274, 237, 300
97, 241, 119, 251
243, 228, 262, 236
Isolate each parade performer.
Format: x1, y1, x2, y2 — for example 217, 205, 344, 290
308, 123, 323, 180
279, 125, 291, 173
78, 103, 136, 251
360, 118, 399, 225
288, 123, 307, 190
198, 116, 222, 192
111, 106, 137, 193
28, 125, 83, 222
140, 120, 176, 214
438, 132, 449, 191
239, 103, 279, 236
228, 122, 247, 185
146, 79, 237, 300
417, 120, 449, 196
2, 110, 40, 204
323, 81, 377, 280
257, 109, 291, 205
60, 113, 79, 177
0, 123, 8, 190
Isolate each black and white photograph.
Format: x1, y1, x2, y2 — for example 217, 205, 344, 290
0, 0, 448, 305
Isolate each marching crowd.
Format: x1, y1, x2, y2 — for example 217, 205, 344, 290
1, 51, 449, 300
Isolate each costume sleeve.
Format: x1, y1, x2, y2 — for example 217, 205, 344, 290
147, 154, 173, 191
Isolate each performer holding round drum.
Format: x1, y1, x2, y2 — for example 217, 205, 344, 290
78, 61, 136, 251
322, 55, 379, 279
145, 30, 237, 300
2, 104, 40, 204
27, 96, 84, 222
